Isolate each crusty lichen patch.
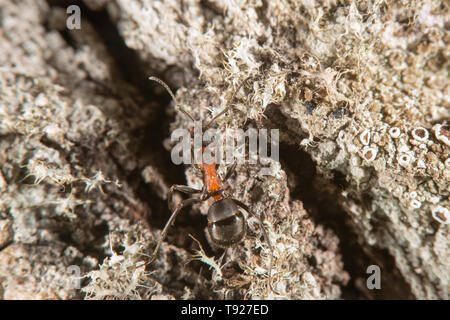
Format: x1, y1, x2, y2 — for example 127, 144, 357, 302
1, 0, 448, 300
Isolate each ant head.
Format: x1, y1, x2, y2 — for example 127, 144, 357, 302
207, 198, 246, 247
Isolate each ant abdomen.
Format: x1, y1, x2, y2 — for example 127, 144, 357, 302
207, 199, 246, 247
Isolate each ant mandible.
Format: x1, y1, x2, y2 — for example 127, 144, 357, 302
145, 76, 274, 291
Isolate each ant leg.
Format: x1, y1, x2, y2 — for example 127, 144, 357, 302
232, 199, 274, 294
204, 76, 253, 129
168, 184, 202, 211
223, 162, 237, 182
146, 197, 202, 267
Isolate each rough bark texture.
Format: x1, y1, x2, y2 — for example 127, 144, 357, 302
0, 0, 448, 299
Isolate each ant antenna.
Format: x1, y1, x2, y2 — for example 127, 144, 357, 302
148, 76, 196, 122
149, 75, 254, 129
204, 76, 253, 130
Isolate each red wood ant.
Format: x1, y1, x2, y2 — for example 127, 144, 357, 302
145, 76, 274, 291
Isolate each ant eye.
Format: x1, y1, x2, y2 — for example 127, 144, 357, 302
208, 212, 246, 247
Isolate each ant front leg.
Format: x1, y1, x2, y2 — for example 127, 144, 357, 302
222, 162, 237, 182
147, 197, 202, 266
204, 76, 253, 130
